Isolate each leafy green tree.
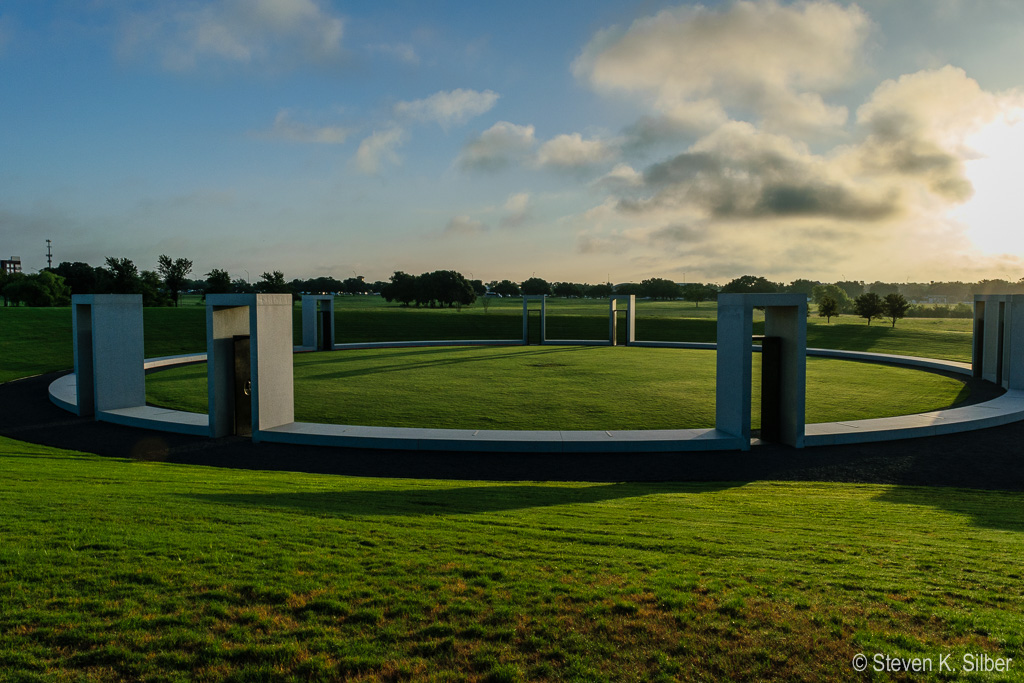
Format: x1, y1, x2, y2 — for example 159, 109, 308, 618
0, 270, 10, 306
640, 278, 681, 300
104, 257, 141, 294
140, 270, 171, 306
157, 255, 193, 306
811, 284, 852, 313
205, 269, 234, 295
785, 279, 819, 297
868, 281, 900, 297
854, 292, 885, 325
51, 261, 100, 294
585, 283, 613, 298
521, 277, 552, 296
721, 275, 780, 294
488, 280, 521, 297
553, 282, 584, 297
882, 292, 910, 328
342, 276, 367, 294
469, 280, 487, 297
614, 282, 644, 296
818, 295, 839, 323
835, 280, 865, 299
381, 271, 418, 305
256, 271, 291, 294
681, 283, 716, 308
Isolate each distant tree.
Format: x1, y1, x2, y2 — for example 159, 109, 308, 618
489, 280, 521, 297
205, 269, 233, 295
854, 292, 885, 325
370, 280, 388, 294
381, 271, 418, 306
157, 254, 193, 306
585, 283, 613, 298
104, 257, 141, 294
140, 270, 171, 306
614, 282, 644, 296
681, 283, 716, 308
52, 261, 100, 294
818, 295, 839, 323
835, 280, 865, 299
721, 275, 780, 294
1, 272, 27, 306
521, 277, 552, 296
256, 271, 291, 294
553, 281, 584, 298
641, 278, 682, 300
868, 281, 899, 297
785, 279, 819, 297
811, 283, 853, 313
232, 278, 254, 294
882, 292, 910, 328
469, 279, 487, 297
342, 276, 367, 294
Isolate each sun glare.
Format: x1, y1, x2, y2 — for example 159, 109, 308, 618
953, 112, 1024, 255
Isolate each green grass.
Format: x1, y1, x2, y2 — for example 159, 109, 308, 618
146, 346, 970, 430
2, 439, 1023, 681
0, 297, 973, 386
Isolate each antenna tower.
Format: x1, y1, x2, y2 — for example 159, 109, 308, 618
46, 239, 52, 269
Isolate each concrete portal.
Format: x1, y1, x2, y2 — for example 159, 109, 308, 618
974, 294, 1024, 390
301, 295, 335, 351
716, 293, 807, 449
207, 294, 294, 440
522, 296, 546, 345
609, 295, 635, 346
71, 294, 145, 417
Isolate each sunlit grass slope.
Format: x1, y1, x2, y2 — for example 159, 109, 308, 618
146, 346, 969, 430
1, 439, 1022, 681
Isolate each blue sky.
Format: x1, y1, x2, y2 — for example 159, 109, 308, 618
3, 1, 1024, 285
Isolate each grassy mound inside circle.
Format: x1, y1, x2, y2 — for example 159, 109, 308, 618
145, 345, 970, 430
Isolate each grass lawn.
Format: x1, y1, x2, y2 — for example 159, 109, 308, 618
2, 437, 1023, 681
0, 297, 973, 385
2, 297, 1011, 681
145, 346, 970, 430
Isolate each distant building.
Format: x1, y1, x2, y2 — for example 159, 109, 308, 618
1, 257, 21, 275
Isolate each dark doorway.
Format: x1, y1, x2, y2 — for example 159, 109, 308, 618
973, 303, 985, 379
232, 335, 252, 436
756, 335, 782, 443
319, 309, 332, 351
526, 310, 542, 345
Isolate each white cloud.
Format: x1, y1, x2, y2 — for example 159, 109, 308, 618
500, 192, 531, 229
572, 0, 870, 137
457, 121, 536, 171
256, 110, 350, 144
593, 163, 644, 192
852, 65, 1024, 200
119, 0, 345, 72
355, 128, 406, 175
536, 133, 615, 169
395, 89, 499, 127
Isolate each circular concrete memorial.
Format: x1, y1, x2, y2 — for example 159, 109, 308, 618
49, 293, 1024, 454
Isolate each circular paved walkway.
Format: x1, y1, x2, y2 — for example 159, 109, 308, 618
2, 371, 1021, 490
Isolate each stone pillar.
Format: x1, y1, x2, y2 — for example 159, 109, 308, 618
207, 294, 295, 439
522, 296, 546, 344
301, 295, 335, 350
609, 295, 635, 345
71, 294, 145, 417
715, 293, 807, 449
974, 294, 1024, 390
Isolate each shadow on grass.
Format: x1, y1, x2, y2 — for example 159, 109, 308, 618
873, 486, 1024, 533
186, 481, 740, 517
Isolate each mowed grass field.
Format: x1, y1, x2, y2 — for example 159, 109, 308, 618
4, 437, 1024, 681
145, 346, 969, 430
4, 298, 1021, 681
0, 296, 973, 384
